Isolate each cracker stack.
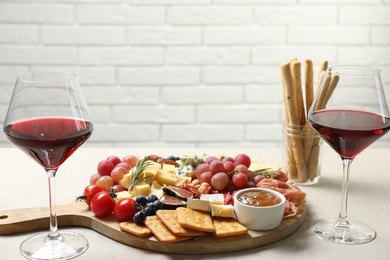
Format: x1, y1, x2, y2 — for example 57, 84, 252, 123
280, 59, 330, 183
120, 207, 248, 242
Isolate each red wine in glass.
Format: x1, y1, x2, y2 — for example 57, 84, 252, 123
4, 117, 93, 170
309, 109, 390, 159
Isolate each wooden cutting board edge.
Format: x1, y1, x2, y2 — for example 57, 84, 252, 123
0, 202, 306, 255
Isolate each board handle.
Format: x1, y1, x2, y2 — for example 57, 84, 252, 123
0, 203, 92, 235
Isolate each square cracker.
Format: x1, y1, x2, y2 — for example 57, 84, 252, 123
119, 221, 152, 237
212, 217, 248, 237
144, 215, 192, 243
176, 207, 215, 233
156, 210, 206, 237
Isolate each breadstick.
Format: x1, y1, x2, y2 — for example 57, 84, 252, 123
305, 60, 314, 114
308, 63, 339, 180
318, 60, 328, 82
308, 135, 321, 180
303, 71, 330, 178
315, 73, 331, 110
306, 60, 328, 181
280, 70, 298, 179
303, 60, 314, 168
291, 60, 306, 126
303, 119, 315, 163
322, 75, 340, 107
281, 62, 307, 182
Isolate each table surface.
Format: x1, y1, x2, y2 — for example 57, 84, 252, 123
0, 147, 389, 260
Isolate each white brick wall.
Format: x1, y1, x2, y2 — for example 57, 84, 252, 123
0, 0, 389, 148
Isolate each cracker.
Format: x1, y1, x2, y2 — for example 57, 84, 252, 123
156, 210, 206, 237
119, 221, 152, 237
212, 217, 248, 237
176, 207, 215, 233
144, 215, 192, 243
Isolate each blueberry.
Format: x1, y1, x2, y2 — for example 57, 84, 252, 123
147, 202, 155, 209
147, 194, 158, 203
135, 195, 148, 206
166, 155, 176, 161
144, 206, 156, 216
133, 211, 146, 224
153, 200, 163, 210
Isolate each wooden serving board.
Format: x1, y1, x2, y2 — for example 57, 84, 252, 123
0, 202, 305, 254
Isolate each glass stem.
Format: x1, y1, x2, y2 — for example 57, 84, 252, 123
337, 158, 353, 226
47, 169, 60, 239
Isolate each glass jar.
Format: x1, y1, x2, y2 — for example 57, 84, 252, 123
282, 122, 322, 185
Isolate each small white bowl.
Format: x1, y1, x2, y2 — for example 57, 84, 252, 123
234, 187, 286, 231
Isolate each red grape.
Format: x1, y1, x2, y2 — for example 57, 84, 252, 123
112, 184, 126, 193
111, 166, 128, 184
205, 156, 218, 164
211, 172, 229, 190
199, 171, 213, 185
234, 164, 248, 174
116, 162, 132, 171
221, 157, 234, 163
232, 172, 248, 188
223, 161, 235, 172
234, 154, 251, 168
122, 155, 138, 167
209, 160, 224, 174
246, 181, 256, 188
224, 180, 236, 192
246, 170, 255, 179
107, 155, 121, 166
253, 175, 266, 185
89, 173, 100, 185
97, 159, 115, 176
194, 163, 211, 179
96, 175, 114, 191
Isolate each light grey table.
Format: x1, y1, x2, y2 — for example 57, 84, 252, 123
0, 147, 389, 260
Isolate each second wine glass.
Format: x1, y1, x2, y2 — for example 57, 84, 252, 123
308, 65, 390, 244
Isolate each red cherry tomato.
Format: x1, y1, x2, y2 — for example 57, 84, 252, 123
82, 185, 105, 206
90, 191, 115, 218
114, 198, 137, 222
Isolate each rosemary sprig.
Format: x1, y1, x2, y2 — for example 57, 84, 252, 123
129, 156, 153, 191
253, 168, 277, 178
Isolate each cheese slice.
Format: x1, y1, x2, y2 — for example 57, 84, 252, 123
149, 180, 164, 199
176, 175, 191, 185
210, 204, 235, 218
162, 163, 176, 173
200, 194, 224, 205
187, 198, 210, 212
116, 191, 132, 202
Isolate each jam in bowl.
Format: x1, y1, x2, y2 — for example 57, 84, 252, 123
234, 188, 286, 231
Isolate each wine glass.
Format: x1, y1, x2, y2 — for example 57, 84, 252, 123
308, 65, 390, 244
3, 72, 93, 259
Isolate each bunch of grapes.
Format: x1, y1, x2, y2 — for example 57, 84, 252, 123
194, 154, 264, 192
89, 155, 138, 192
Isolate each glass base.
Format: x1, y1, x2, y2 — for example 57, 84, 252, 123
20, 231, 88, 260
313, 219, 376, 245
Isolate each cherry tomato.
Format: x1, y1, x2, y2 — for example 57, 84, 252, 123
90, 191, 115, 218
82, 185, 105, 206
114, 198, 137, 222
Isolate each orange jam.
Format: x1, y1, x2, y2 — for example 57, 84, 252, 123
237, 190, 281, 207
